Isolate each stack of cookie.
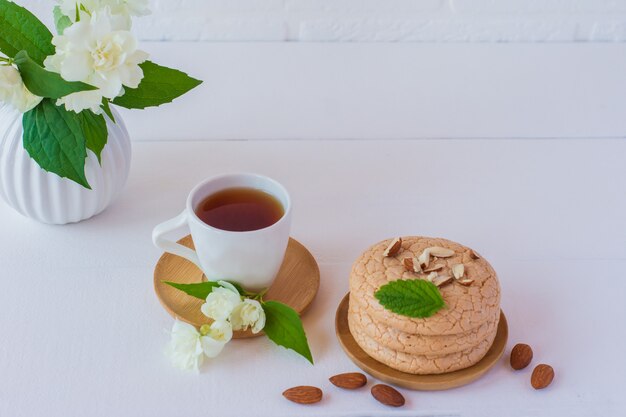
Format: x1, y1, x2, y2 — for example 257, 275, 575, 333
348, 236, 501, 375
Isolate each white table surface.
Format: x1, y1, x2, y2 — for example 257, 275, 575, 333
1, 138, 624, 417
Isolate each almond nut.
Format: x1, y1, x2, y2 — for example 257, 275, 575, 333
427, 246, 455, 258
329, 372, 367, 389
452, 263, 465, 279
383, 238, 402, 257
403, 257, 422, 273
418, 249, 431, 268
282, 386, 323, 404
371, 384, 405, 407
427, 271, 438, 282
468, 249, 480, 260
457, 278, 474, 286
510, 343, 533, 370
423, 264, 444, 273
432, 274, 454, 287
531, 364, 554, 389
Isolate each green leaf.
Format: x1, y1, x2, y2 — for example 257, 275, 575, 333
100, 99, 115, 123
22, 99, 90, 188
77, 110, 107, 164
163, 281, 220, 300
163, 280, 248, 299
262, 301, 313, 364
14, 50, 96, 99
53, 6, 71, 35
0, 0, 54, 65
112, 61, 202, 109
374, 279, 446, 318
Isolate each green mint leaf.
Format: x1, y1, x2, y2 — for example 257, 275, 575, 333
100, 99, 116, 123
76, 110, 107, 164
0, 0, 54, 65
374, 279, 445, 318
262, 301, 313, 364
22, 99, 90, 188
112, 61, 202, 109
52, 6, 71, 35
163, 281, 220, 300
14, 50, 96, 99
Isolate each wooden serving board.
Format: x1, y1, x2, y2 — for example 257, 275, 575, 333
335, 293, 508, 390
154, 235, 320, 338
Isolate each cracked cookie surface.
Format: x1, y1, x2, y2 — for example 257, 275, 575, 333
348, 236, 501, 374
349, 236, 501, 336
349, 295, 499, 356
349, 310, 498, 374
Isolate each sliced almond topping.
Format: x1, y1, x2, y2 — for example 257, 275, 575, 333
383, 237, 402, 257
457, 278, 474, 286
403, 257, 422, 273
432, 274, 454, 287
452, 264, 465, 279
402, 257, 414, 270
418, 249, 431, 268
468, 249, 480, 260
427, 247, 455, 258
426, 271, 438, 282
423, 264, 444, 273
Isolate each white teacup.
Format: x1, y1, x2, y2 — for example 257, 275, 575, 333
152, 173, 292, 291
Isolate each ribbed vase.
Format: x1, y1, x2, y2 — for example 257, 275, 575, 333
0, 103, 131, 225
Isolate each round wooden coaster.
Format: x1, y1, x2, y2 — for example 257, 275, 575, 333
154, 235, 320, 339
335, 293, 508, 391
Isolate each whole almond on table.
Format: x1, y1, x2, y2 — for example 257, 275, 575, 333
531, 364, 554, 389
282, 386, 323, 404
371, 384, 405, 407
510, 343, 533, 370
329, 372, 367, 389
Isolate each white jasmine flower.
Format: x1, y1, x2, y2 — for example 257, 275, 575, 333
200, 282, 242, 321
59, 0, 96, 20
216, 280, 240, 295
58, 0, 151, 29
166, 320, 205, 373
120, 0, 151, 17
0, 65, 42, 113
54, 90, 104, 114
44, 8, 148, 113
230, 298, 266, 334
200, 320, 233, 358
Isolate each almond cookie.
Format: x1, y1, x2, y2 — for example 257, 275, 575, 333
349, 296, 499, 356
348, 236, 501, 374
349, 237, 500, 336
349, 313, 497, 374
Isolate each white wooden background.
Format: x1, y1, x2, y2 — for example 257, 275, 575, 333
20, 0, 626, 42
2, 3, 626, 416
118, 43, 626, 141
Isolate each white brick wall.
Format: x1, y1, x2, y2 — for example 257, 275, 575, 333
19, 0, 626, 42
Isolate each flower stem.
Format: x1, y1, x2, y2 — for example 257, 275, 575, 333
254, 288, 269, 302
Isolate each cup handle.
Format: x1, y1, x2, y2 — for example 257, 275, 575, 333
152, 210, 203, 271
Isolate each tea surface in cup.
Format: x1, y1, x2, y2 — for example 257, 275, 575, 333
195, 187, 284, 232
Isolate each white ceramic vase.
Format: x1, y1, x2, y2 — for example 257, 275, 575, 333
0, 103, 131, 224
